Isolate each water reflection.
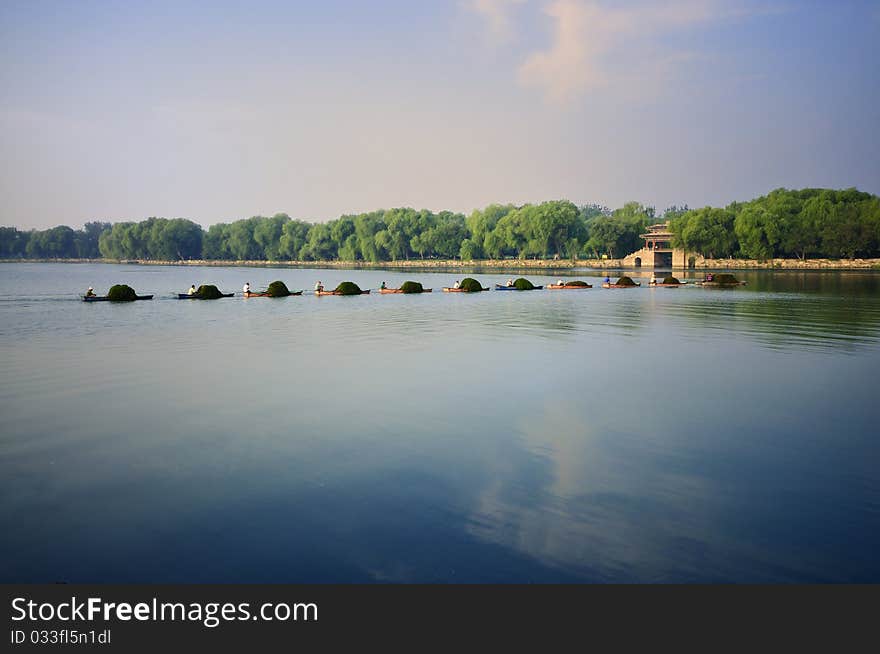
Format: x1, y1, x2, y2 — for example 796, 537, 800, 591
1, 264, 879, 582
667, 293, 880, 352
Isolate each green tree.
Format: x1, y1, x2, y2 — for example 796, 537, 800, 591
279, 219, 311, 260
671, 207, 736, 258
203, 223, 232, 259
254, 214, 290, 260
0, 227, 27, 258
299, 222, 336, 260
735, 205, 780, 260
459, 238, 480, 260
227, 217, 263, 260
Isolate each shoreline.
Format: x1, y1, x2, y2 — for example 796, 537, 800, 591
3, 257, 879, 270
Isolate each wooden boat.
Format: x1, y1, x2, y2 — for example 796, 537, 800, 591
315, 290, 371, 296
547, 283, 592, 289
601, 282, 641, 288
379, 288, 432, 294
695, 281, 747, 286
495, 284, 543, 291
442, 287, 490, 292
648, 282, 684, 288
177, 293, 234, 299
83, 295, 153, 302
244, 290, 303, 297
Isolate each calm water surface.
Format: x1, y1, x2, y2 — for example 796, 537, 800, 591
1, 263, 879, 582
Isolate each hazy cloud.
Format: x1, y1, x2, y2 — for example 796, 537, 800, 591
468, 0, 528, 44
514, 0, 772, 104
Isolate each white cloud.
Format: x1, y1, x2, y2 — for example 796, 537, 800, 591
467, 0, 528, 44
512, 1, 775, 104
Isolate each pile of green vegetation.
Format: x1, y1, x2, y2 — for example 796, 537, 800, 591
713, 273, 740, 285
107, 284, 137, 301
616, 276, 637, 286
266, 280, 291, 297
459, 278, 483, 292
196, 284, 223, 299
334, 281, 362, 295
662, 276, 680, 285
399, 281, 423, 294
564, 280, 590, 287
513, 278, 535, 290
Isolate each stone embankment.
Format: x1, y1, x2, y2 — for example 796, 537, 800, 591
6, 257, 880, 269
686, 257, 880, 270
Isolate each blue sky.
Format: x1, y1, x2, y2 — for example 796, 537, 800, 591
1, 0, 878, 229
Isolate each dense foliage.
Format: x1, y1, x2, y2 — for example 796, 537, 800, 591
564, 280, 590, 287
458, 278, 483, 292
107, 284, 137, 301
513, 278, 536, 290
196, 284, 223, 299
399, 281, 424, 293
3, 189, 877, 262
333, 281, 362, 295
0, 202, 637, 262
670, 188, 880, 259
711, 274, 740, 285
0, 222, 109, 259
662, 276, 681, 285
615, 276, 637, 286
266, 281, 291, 297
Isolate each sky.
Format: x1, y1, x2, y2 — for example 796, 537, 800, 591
1, 0, 878, 229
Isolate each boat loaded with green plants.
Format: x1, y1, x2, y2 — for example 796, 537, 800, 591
379, 281, 431, 294
602, 276, 641, 289
83, 284, 153, 302
316, 281, 371, 296
495, 278, 543, 291
696, 273, 747, 287
177, 284, 234, 299
443, 277, 489, 292
649, 276, 684, 288
244, 281, 303, 297
547, 280, 592, 289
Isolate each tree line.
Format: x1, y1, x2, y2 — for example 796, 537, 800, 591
670, 188, 880, 260
0, 222, 109, 259
1, 188, 877, 262
0, 201, 656, 262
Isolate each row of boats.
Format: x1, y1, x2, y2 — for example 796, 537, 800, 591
82, 275, 745, 301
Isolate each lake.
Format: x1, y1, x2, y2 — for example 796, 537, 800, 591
1, 262, 879, 582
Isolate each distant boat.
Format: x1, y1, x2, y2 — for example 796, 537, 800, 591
379, 287, 432, 294
648, 282, 683, 287
495, 284, 544, 291
83, 295, 153, 302
695, 273, 747, 287
244, 290, 303, 297
547, 283, 592, 289
315, 290, 370, 296
695, 280, 747, 286
177, 293, 234, 299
